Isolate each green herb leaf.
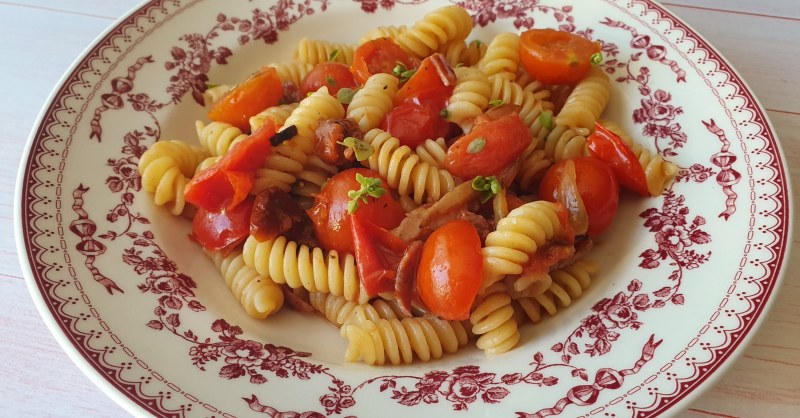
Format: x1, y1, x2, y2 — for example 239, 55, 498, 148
393, 62, 416, 82
489, 99, 504, 107
347, 173, 385, 214
590, 52, 603, 66
306, 91, 314, 97
329, 48, 341, 61
471, 176, 501, 203
326, 75, 337, 87
205, 82, 220, 89
337, 137, 375, 161
539, 110, 553, 130
466, 137, 486, 154
455, 62, 464, 68
440, 108, 450, 119
336, 87, 358, 105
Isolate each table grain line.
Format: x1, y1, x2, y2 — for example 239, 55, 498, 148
0, 1, 116, 20
662, 2, 800, 23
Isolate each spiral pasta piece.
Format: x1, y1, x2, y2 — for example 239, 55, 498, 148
481, 201, 563, 290
440, 39, 487, 67
470, 292, 520, 355
294, 38, 354, 65
138, 140, 208, 216
266, 62, 315, 87
396, 5, 473, 59
344, 316, 468, 365
346, 73, 400, 133
309, 293, 405, 329
600, 120, 678, 196
209, 249, 284, 319
281, 86, 345, 155
249, 103, 300, 133
488, 74, 553, 143
478, 33, 519, 80
291, 155, 338, 201
517, 260, 598, 323
359, 25, 408, 44
195, 121, 247, 157
555, 66, 610, 130
242, 235, 367, 303
445, 66, 491, 132
363, 129, 457, 204
543, 125, 590, 162
517, 145, 552, 191
202, 84, 230, 106
415, 138, 447, 168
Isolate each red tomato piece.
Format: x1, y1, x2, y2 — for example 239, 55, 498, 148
208, 67, 283, 131
350, 215, 408, 296
539, 157, 619, 236
586, 122, 649, 196
444, 112, 532, 179
519, 29, 600, 85
219, 121, 277, 172
299, 62, 358, 97
307, 168, 406, 255
191, 196, 254, 252
382, 101, 450, 148
394, 53, 455, 107
351, 38, 416, 85
416, 220, 483, 320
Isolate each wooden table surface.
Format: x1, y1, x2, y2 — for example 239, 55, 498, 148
1, 1, 797, 417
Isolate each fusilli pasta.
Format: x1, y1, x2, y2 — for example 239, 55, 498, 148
346, 73, 400, 133
266, 62, 315, 87
415, 138, 447, 168
554, 66, 610, 130
470, 291, 520, 355
293, 38, 354, 65
445, 66, 491, 132
138, 140, 208, 216
281, 86, 345, 155
517, 260, 598, 323
209, 249, 284, 319
440, 39, 487, 67
478, 33, 520, 80
396, 5, 473, 59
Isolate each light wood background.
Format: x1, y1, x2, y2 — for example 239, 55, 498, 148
1, 1, 797, 417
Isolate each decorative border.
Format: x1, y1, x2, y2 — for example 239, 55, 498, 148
17, 0, 791, 417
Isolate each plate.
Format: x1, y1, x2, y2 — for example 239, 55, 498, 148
15, 0, 793, 417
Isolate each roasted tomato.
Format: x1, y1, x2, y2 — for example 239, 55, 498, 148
444, 112, 531, 179
539, 157, 619, 236
351, 37, 416, 85
307, 168, 406, 255
207, 67, 283, 131
191, 196, 254, 252
519, 29, 600, 85
382, 101, 450, 148
299, 62, 358, 97
416, 220, 483, 320
586, 122, 649, 196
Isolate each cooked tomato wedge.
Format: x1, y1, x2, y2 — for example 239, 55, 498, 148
519, 29, 600, 85
586, 122, 649, 196
539, 157, 619, 236
185, 121, 277, 211
382, 101, 450, 148
416, 220, 483, 320
444, 112, 531, 179
307, 168, 406, 255
208, 67, 283, 131
394, 53, 455, 107
350, 215, 408, 296
191, 196, 254, 252
299, 62, 358, 97
351, 38, 416, 85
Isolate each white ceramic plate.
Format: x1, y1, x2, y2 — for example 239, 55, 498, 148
16, 0, 793, 417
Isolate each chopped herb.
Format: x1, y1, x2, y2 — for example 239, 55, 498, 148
590, 52, 603, 66
326, 75, 337, 87
455, 63, 464, 68
440, 108, 450, 119
471, 176, 501, 203
474, 40, 482, 47
539, 110, 553, 130
347, 173, 385, 213
466, 137, 486, 154
337, 137, 374, 161
393, 62, 416, 82
489, 99, 504, 107
329, 48, 341, 61
337, 87, 358, 105
205, 82, 220, 89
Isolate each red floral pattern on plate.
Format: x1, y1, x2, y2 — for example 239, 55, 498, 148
17, 0, 790, 417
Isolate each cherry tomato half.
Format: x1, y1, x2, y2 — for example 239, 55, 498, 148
586, 122, 649, 196
444, 112, 531, 179
351, 38, 416, 85
299, 62, 357, 98
191, 196, 254, 252
416, 220, 483, 321
307, 168, 406, 255
208, 67, 283, 131
539, 157, 619, 236
394, 53, 455, 107
519, 29, 600, 85
382, 101, 450, 148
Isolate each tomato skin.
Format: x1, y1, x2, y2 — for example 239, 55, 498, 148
350, 216, 408, 296
444, 113, 532, 179
351, 38, 416, 85
299, 62, 358, 97
208, 67, 283, 131
586, 122, 649, 196
416, 220, 483, 321
191, 196, 254, 252
394, 54, 455, 107
307, 168, 406, 255
382, 101, 450, 148
519, 29, 600, 85
539, 157, 619, 236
